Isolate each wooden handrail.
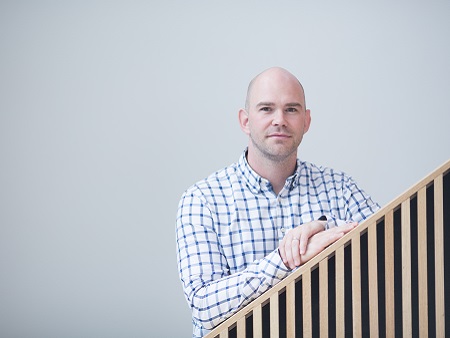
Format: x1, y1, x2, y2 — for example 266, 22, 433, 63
206, 159, 450, 338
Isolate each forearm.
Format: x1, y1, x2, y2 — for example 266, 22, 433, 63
179, 248, 289, 330
176, 191, 290, 330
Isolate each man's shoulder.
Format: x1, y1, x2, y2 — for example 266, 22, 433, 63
299, 160, 351, 183
183, 162, 239, 197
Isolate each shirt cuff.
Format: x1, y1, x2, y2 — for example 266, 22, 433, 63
260, 249, 291, 285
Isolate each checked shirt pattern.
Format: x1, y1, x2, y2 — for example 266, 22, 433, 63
176, 150, 379, 338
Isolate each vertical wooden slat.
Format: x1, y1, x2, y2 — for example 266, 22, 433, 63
236, 316, 246, 338
253, 304, 262, 338
336, 246, 345, 338
402, 199, 412, 337
303, 269, 312, 337
368, 224, 379, 337
434, 175, 445, 337
385, 210, 395, 338
286, 282, 295, 338
352, 236, 361, 337
319, 259, 329, 338
270, 293, 279, 338
417, 187, 429, 337
219, 329, 228, 338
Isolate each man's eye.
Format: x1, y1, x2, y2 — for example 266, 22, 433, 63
286, 108, 298, 113
260, 107, 271, 112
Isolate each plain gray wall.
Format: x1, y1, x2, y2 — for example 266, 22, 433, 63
1, 1, 449, 337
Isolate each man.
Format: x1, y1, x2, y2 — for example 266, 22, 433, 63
176, 67, 379, 338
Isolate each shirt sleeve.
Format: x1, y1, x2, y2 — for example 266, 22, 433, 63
342, 174, 380, 223
176, 190, 291, 331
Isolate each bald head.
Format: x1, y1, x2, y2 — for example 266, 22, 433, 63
245, 67, 306, 111
238, 66, 311, 179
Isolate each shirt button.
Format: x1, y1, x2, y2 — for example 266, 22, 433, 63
280, 227, 285, 233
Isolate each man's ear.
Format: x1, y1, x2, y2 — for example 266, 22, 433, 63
238, 108, 250, 135
303, 109, 312, 133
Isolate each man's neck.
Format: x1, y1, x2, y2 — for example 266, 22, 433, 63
246, 149, 297, 195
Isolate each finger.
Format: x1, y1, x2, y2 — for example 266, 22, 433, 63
343, 221, 358, 232
299, 220, 326, 254
326, 231, 345, 247
290, 235, 302, 267
278, 239, 287, 265
315, 231, 345, 250
299, 231, 308, 255
318, 220, 327, 230
279, 237, 293, 269
285, 238, 297, 269
332, 222, 357, 234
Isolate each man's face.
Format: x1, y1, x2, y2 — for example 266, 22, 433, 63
241, 70, 311, 163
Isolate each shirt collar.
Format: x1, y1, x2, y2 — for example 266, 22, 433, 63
237, 149, 264, 194
237, 149, 302, 194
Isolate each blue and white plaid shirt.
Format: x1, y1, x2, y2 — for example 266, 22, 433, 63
176, 150, 379, 338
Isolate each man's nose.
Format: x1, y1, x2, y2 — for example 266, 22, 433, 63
271, 109, 287, 126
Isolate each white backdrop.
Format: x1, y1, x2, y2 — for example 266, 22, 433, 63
1, 1, 449, 337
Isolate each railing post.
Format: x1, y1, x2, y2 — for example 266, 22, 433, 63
253, 304, 262, 338
385, 210, 395, 338
401, 199, 412, 337
417, 187, 429, 336
319, 259, 329, 338
286, 282, 295, 337
336, 246, 345, 338
434, 175, 445, 337
237, 316, 245, 338
351, 236, 361, 337
270, 293, 279, 338
302, 269, 312, 337
368, 223, 379, 337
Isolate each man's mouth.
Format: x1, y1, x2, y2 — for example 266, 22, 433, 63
268, 133, 290, 138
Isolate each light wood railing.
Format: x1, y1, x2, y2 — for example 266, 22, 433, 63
206, 159, 450, 338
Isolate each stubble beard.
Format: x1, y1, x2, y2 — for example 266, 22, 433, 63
249, 133, 301, 163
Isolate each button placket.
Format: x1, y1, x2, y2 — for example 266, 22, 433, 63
276, 194, 285, 238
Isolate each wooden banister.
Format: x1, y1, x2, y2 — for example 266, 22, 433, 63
206, 159, 450, 338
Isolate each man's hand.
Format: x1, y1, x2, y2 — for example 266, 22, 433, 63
279, 221, 358, 269
279, 220, 326, 269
